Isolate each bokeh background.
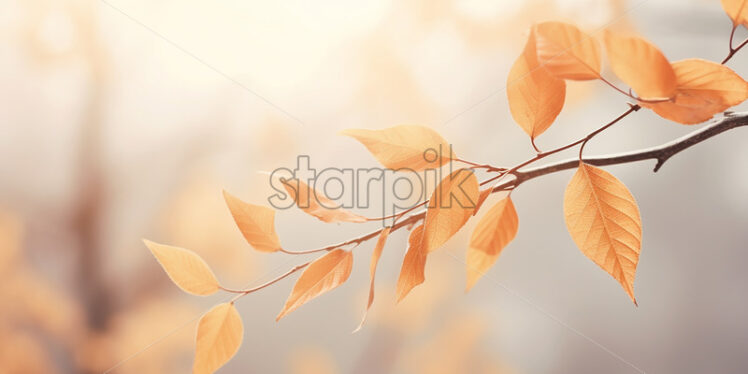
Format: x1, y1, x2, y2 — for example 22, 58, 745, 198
2, 0, 748, 373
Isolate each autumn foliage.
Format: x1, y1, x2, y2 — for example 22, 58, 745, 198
145, 3, 748, 373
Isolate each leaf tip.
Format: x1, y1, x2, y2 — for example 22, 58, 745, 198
143, 239, 163, 258
395, 291, 406, 304
465, 280, 476, 293
465, 267, 484, 293
338, 129, 355, 137
351, 321, 364, 334
628, 289, 638, 307
275, 308, 288, 322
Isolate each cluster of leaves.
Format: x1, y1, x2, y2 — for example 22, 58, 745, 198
145, 3, 748, 373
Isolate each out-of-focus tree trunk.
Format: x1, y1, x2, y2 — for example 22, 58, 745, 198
70, 3, 112, 372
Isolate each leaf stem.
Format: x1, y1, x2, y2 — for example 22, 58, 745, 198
530, 138, 542, 154
723, 36, 748, 64
599, 75, 672, 104
599, 75, 638, 99
364, 200, 428, 222
578, 104, 640, 160
480, 104, 639, 187
223, 261, 311, 301
454, 158, 507, 172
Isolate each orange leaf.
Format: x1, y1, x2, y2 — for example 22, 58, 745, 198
534, 21, 601, 80
465, 197, 519, 291
642, 59, 748, 124
604, 31, 676, 100
340, 125, 455, 171
282, 178, 367, 223
277, 249, 354, 321
473, 188, 492, 216
422, 169, 479, 253
721, 0, 748, 27
395, 224, 427, 302
507, 28, 566, 139
563, 163, 641, 304
144, 240, 219, 296
223, 191, 282, 252
354, 227, 391, 332
194, 303, 243, 374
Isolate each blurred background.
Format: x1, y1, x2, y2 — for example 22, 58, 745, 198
2, 0, 748, 373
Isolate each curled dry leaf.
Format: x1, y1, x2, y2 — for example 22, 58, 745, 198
564, 163, 642, 304
642, 59, 748, 124
282, 178, 367, 223
422, 169, 480, 253
340, 125, 455, 171
223, 190, 282, 252
534, 21, 601, 80
466, 197, 519, 291
354, 227, 392, 332
194, 303, 243, 374
395, 224, 427, 302
144, 239, 219, 296
277, 249, 354, 321
604, 31, 676, 100
508, 28, 567, 140
721, 0, 748, 27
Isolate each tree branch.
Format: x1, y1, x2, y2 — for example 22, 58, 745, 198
249, 110, 748, 277
319, 111, 748, 256
512, 111, 748, 184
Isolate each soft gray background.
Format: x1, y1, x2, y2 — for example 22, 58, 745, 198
2, 0, 748, 373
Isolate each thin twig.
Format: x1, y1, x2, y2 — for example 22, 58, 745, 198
578, 104, 640, 159
223, 262, 311, 300
723, 36, 748, 64
454, 158, 506, 172
480, 104, 639, 187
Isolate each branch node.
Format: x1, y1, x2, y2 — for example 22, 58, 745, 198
653, 158, 667, 173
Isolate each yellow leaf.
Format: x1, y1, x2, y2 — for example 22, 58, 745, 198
466, 197, 519, 291
223, 190, 282, 252
193, 303, 243, 374
422, 169, 479, 253
144, 240, 219, 296
604, 31, 676, 100
721, 0, 748, 27
507, 28, 566, 139
642, 59, 748, 124
282, 178, 367, 223
277, 249, 354, 321
395, 224, 427, 302
340, 125, 455, 171
354, 227, 391, 332
534, 21, 601, 80
563, 163, 642, 304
